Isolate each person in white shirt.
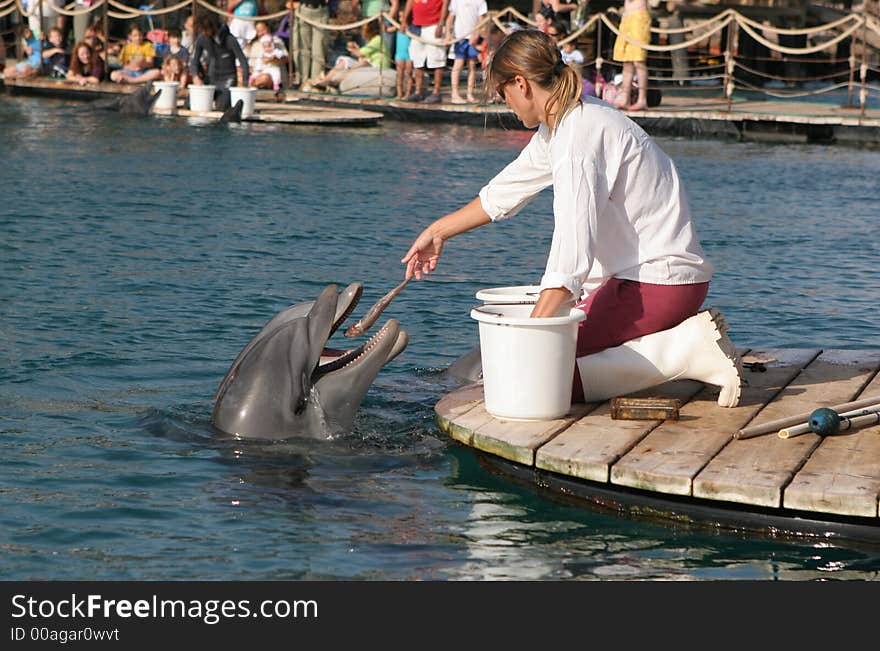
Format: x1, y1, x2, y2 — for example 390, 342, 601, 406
401, 29, 742, 408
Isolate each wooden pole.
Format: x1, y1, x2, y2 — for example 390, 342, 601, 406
723, 18, 735, 110
102, 0, 110, 81
735, 395, 880, 439
859, 11, 867, 118
287, 1, 294, 88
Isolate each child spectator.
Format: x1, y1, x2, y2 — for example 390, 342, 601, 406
42, 26, 70, 78
83, 22, 106, 60
110, 25, 161, 84
66, 40, 105, 85
3, 25, 41, 80
160, 53, 189, 89
445, 0, 486, 104
389, 0, 414, 99
166, 28, 190, 68
247, 21, 288, 91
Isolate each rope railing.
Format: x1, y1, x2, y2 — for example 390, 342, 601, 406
193, 0, 288, 23
3, 5, 878, 109
107, 0, 191, 17
50, 0, 106, 18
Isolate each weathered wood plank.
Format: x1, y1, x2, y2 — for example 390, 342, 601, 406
434, 383, 493, 446
611, 349, 820, 496
535, 380, 704, 483
470, 403, 595, 466
693, 350, 880, 508
784, 364, 880, 517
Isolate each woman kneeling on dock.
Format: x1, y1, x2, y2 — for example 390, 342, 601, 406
401, 29, 742, 408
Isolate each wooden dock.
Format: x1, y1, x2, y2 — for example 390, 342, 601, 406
1, 78, 383, 126
288, 89, 880, 145
435, 349, 880, 546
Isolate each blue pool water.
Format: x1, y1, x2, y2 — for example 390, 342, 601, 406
1, 96, 879, 580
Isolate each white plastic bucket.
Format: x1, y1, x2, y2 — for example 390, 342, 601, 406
152, 81, 179, 110
470, 304, 586, 420
476, 285, 542, 304
189, 84, 215, 112
476, 285, 577, 309
229, 86, 256, 117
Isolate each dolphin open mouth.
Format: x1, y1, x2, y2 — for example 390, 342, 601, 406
316, 319, 401, 380
213, 283, 407, 440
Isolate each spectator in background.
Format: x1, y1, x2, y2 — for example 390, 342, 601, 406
295, 0, 329, 89
181, 14, 196, 50
612, 0, 651, 110
160, 54, 189, 89
66, 40, 105, 85
110, 24, 161, 83
246, 20, 288, 91
388, 0, 414, 99
445, 0, 486, 104
228, 0, 259, 51
534, 5, 554, 33
311, 18, 390, 91
402, 0, 449, 104
541, 0, 578, 28
3, 24, 41, 80
42, 26, 70, 77
166, 28, 190, 68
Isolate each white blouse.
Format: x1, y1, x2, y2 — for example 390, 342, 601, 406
478, 97, 714, 299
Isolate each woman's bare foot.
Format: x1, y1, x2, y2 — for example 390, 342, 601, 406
450, 96, 467, 104
627, 101, 648, 111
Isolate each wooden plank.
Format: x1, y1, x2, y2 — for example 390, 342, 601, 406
434, 383, 486, 445
470, 403, 594, 466
693, 350, 880, 508
434, 383, 492, 446
784, 363, 880, 517
535, 380, 704, 483
610, 349, 820, 496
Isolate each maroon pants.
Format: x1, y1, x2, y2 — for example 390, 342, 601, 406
571, 278, 709, 402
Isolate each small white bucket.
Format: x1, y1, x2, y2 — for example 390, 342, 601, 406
476, 285, 577, 309
189, 84, 215, 112
229, 86, 256, 117
152, 81, 179, 110
476, 285, 542, 305
471, 304, 586, 420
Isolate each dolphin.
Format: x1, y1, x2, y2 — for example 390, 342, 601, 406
218, 99, 244, 124
212, 283, 408, 440
90, 82, 162, 116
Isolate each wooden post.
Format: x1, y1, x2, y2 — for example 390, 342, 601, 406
859, 10, 867, 117
377, 14, 384, 98
847, 38, 856, 107
102, 0, 110, 81
723, 18, 735, 110
287, 2, 294, 86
